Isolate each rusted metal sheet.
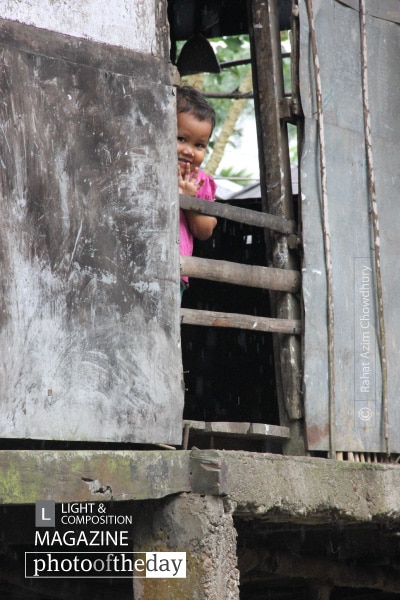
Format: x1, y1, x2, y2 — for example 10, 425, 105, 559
299, 0, 400, 452
0, 20, 183, 444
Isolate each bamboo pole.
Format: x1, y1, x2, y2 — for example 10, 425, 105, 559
180, 255, 300, 292
179, 195, 296, 234
181, 308, 302, 335
359, 0, 389, 457
306, 0, 336, 460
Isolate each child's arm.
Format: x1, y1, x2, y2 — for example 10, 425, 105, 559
185, 212, 217, 240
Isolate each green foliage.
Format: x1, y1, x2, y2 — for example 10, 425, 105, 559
205, 35, 253, 142
217, 166, 254, 188
281, 31, 292, 95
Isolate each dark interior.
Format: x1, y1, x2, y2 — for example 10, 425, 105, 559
181, 198, 279, 427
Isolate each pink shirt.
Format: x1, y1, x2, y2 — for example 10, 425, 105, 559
180, 170, 217, 283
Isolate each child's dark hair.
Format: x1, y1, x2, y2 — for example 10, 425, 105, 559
176, 86, 216, 133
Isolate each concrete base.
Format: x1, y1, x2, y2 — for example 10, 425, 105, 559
132, 493, 240, 600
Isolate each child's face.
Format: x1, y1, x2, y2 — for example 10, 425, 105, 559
177, 111, 212, 172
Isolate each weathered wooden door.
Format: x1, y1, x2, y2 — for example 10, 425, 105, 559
0, 3, 183, 444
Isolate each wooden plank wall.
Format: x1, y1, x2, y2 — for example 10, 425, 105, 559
300, 0, 400, 453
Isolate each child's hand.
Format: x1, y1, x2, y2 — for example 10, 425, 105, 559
178, 163, 205, 197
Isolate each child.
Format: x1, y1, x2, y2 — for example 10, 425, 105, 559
176, 86, 217, 297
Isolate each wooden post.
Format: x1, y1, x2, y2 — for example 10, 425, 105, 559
248, 0, 304, 453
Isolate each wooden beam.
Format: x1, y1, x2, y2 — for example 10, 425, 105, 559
2, 449, 400, 521
0, 450, 191, 504
183, 420, 291, 440
179, 194, 296, 234
181, 308, 302, 335
180, 255, 300, 292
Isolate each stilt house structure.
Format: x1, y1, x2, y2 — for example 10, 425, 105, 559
1, 1, 400, 599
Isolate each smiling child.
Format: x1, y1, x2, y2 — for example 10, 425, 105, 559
176, 86, 217, 296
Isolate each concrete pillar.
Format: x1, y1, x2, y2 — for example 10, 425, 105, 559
132, 493, 240, 600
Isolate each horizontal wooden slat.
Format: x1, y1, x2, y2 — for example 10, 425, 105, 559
181, 308, 302, 334
180, 255, 300, 292
183, 420, 291, 440
179, 194, 296, 234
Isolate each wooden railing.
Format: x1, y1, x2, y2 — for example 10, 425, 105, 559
179, 195, 296, 234
180, 256, 300, 292
179, 194, 302, 335
181, 308, 301, 335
